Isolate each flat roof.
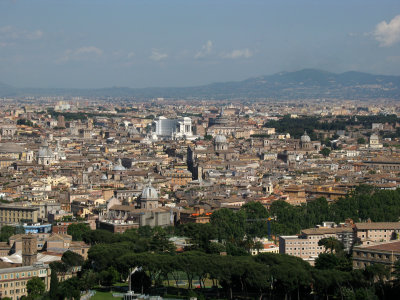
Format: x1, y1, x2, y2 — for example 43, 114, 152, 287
0, 263, 49, 274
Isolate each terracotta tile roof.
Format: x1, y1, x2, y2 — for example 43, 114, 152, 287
355, 222, 400, 230
362, 241, 400, 252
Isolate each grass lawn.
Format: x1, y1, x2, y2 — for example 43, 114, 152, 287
91, 291, 122, 300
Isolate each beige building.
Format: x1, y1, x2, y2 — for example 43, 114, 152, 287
279, 224, 354, 265
0, 205, 39, 226
354, 222, 400, 245
353, 241, 400, 272
0, 262, 51, 300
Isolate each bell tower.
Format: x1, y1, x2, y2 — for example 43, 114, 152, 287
22, 235, 37, 266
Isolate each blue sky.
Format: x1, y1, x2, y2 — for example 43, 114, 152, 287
0, 0, 400, 88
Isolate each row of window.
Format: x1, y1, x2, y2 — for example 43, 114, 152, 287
2, 288, 26, 296
355, 252, 399, 260
286, 241, 319, 245
288, 247, 323, 251
0, 269, 46, 280
1, 280, 27, 287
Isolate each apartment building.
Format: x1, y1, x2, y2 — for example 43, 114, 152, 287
0, 262, 51, 300
279, 223, 354, 265
353, 240, 400, 271
0, 205, 39, 226
354, 222, 400, 245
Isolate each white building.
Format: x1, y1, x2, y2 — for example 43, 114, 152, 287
369, 133, 383, 149
152, 116, 194, 140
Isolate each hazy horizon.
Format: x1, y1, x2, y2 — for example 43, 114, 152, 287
1, 0, 400, 89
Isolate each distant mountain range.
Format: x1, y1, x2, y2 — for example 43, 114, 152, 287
1, 69, 400, 100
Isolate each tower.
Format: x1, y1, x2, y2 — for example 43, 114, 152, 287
22, 235, 37, 266
26, 150, 34, 163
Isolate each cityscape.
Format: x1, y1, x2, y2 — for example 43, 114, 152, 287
1, 1, 400, 300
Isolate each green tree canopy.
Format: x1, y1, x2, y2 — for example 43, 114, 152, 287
67, 222, 91, 241
27, 277, 45, 298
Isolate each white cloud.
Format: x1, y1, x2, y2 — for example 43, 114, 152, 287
195, 40, 213, 59
221, 48, 253, 59
0, 42, 13, 47
149, 49, 168, 61
127, 51, 135, 59
75, 46, 103, 56
58, 46, 103, 63
0, 25, 43, 41
27, 30, 43, 40
373, 15, 400, 47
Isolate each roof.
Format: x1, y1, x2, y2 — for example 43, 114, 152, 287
355, 222, 400, 230
0, 142, 25, 153
0, 263, 50, 274
356, 241, 400, 253
302, 227, 353, 235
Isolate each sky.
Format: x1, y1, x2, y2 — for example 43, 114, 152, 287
0, 0, 400, 89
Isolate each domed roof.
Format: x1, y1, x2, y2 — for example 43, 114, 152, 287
112, 159, 126, 171
38, 141, 53, 158
370, 133, 379, 140
0, 142, 24, 153
127, 126, 139, 135
141, 185, 159, 200
215, 134, 227, 143
101, 174, 108, 180
300, 131, 311, 143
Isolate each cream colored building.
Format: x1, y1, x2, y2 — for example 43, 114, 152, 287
0, 205, 39, 226
354, 222, 400, 245
279, 224, 354, 265
0, 262, 51, 300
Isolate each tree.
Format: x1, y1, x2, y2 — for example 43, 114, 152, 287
315, 253, 340, 270
319, 147, 331, 157
80, 270, 98, 291
357, 137, 366, 144
67, 223, 90, 241
0, 225, 15, 242
61, 250, 84, 267
242, 201, 269, 238
27, 277, 45, 298
49, 270, 59, 299
149, 227, 175, 253
211, 208, 246, 243
99, 266, 120, 286
175, 223, 216, 251
318, 237, 344, 254
83, 229, 116, 245
58, 277, 81, 299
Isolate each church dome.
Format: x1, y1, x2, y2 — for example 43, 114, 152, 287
370, 133, 379, 140
141, 185, 159, 200
112, 158, 126, 171
215, 134, 227, 143
38, 141, 53, 158
300, 131, 311, 143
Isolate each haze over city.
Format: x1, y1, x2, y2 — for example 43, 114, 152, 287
3, 2, 400, 300
0, 0, 400, 88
